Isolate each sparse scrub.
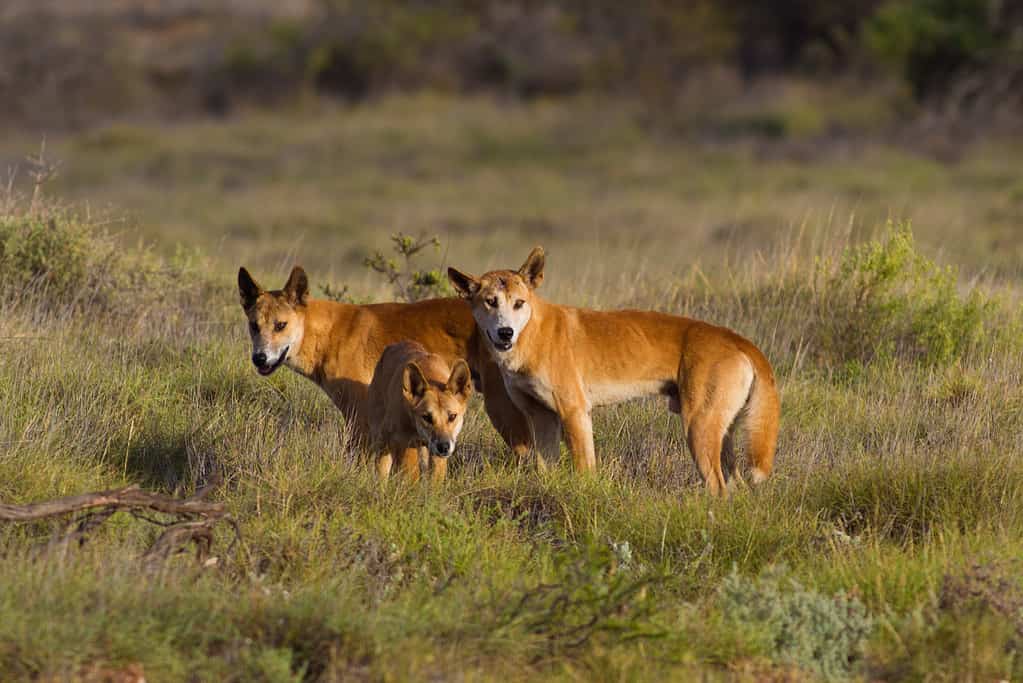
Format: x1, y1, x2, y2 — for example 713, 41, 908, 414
717, 568, 873, 680
485, 542, 664, 661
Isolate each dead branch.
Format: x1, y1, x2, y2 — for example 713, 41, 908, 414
0, 481, 239, 567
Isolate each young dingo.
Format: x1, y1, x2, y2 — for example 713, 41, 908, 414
366, 341, 472, 482
237, 266, 532, 462
448, 248, 780, 496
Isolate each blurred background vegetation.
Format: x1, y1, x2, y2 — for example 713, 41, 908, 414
1, 0, 1021, 286
2, 0, 1021, 134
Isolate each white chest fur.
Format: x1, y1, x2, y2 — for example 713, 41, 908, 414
502, 367, 558, 411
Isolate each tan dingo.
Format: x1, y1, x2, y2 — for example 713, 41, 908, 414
366, 341, 472, 482
237, 266, 532, 463
448, 248, 780, 496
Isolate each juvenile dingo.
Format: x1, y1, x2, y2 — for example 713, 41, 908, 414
448, 248, 780, 496
238, 266, 532, 461
366, 341, 472, 482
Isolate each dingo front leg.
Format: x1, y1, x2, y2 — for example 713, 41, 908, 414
562, 408, 596, 472
397, 444, 421, 482
430, 455, 448, 483
507, 388, 560, 470
480, 359, 534, 458
376, 448, 394, 481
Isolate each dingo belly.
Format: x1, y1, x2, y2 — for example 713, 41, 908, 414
586, 380, 671, 408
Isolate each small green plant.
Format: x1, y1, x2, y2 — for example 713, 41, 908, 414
317, 282, 355, 303
718, 568, 873, 680
363, 232, 454, 302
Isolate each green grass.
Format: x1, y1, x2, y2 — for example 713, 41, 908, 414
1, 99, 1023, 680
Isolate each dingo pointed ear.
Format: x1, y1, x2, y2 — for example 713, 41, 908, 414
238, 267, 263, 310
403, 362, 429, 402
447, 267, 480, 299
447, 360, 472, 399
284, 266, 309, 306
518, 246, 545, 289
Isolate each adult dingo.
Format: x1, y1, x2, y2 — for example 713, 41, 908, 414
366, 341, 472, 482
238, 266, 532, 458
448, 248, 780, 496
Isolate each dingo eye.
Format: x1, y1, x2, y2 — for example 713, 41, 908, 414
485, 297, 498, 308
422, 414, 433, 424
513, 299, 525, 310
249, 321, 259, 334
274, 321, 287, 332
448, 412, 456, 423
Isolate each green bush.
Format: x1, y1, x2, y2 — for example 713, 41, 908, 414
814, 222, 989, 367
0, 213, 93, 301
0, 205, 205, 316
866, 0, 1012, 99
718, 568, 873, 680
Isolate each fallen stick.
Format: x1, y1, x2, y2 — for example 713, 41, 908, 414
0, 480, 239, 566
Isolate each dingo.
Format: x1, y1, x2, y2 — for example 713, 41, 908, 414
366, 341, 472, 482
238, 266, 532, 460
448, 248, 780, 496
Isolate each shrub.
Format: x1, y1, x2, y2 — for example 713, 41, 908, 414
0, 203, 206, 317
0, 212, 94, 303
813, 221, 989, 367
718, 568, 873, 680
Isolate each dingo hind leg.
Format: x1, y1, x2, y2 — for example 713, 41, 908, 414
680, 351, 755, 497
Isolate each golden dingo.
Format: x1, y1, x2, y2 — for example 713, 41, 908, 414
366, 341, 472, 482
448, 248, 780, 496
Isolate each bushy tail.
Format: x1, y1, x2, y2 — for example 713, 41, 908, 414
740, 350, 780, 484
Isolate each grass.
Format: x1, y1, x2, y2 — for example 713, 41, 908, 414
4, 94, 1022, 289
1, 97, 1022, 680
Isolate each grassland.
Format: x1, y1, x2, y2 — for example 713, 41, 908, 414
1, 96, 1022, 681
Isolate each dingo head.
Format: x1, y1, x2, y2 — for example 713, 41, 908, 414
403, 359, 472, 458
448, 247, 544, 354
238, 266, 308, 376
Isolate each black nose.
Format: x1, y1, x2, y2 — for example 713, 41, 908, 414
434, 441, 451, 455
252, 352, 267, 367
497, 327, 514, 342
